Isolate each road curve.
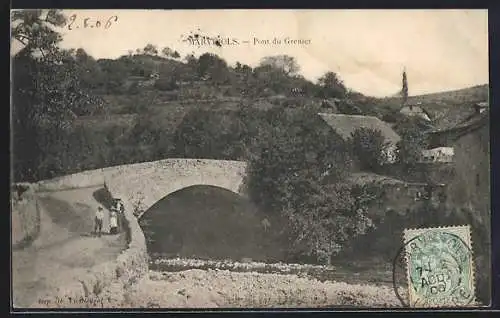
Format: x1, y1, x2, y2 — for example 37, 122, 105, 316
12, 185, 127, 308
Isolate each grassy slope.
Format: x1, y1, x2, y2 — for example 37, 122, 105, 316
78, 83, 488, 135
373, 84, 488, 119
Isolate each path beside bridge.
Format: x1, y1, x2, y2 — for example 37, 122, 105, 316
12, 186, 127, 308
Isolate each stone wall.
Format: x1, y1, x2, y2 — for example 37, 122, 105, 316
379, 162, 455, 185
364, 182, 447, 221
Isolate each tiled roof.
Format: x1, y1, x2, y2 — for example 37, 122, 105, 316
318, 113, 401, 144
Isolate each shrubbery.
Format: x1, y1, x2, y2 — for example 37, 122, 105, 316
246, 108, 376, 264
348, 128, 389, 172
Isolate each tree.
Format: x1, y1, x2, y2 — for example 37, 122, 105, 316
11, 9, 102, 181
259, 55, 300, 76
394, 118, 428, 168
246, 109, 373, 263
196, 53, 229, 83
171, 51, 181, 59
401, 68, 408, 106
73, 48, 104, 93
11, 9, 65, 58
143, 43, 158, 56
160, 46, 181, 59
172, 109, 248, 160
161, 46, 173, 58
184, 53, 197, 64
348, 128, 390, 172
317, 71, 347, 99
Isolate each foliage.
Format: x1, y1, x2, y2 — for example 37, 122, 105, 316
394, 118, 428, 169
246, 108, 374, 262
161, 46, 180, 59
317, 71, 347, 99
154, 78, 178, 91
11, 10, 102, 181
348, 128, 390, 172
196, 53, 230, 84
172, 109, 249, 160
143, 43, 158, 56
381, 111, 406, 124
132, 192, 146, 218
259, 55, 300, 76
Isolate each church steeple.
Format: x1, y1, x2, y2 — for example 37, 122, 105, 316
401, 67, 409, 109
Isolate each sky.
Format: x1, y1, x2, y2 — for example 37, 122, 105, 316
11, 9, 489, 97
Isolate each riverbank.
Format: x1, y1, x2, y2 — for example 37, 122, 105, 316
122, 269, 403, 308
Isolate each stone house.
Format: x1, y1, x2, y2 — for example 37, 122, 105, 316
420, 147, 454, 163
318, 113, 401, 163
443, 112, 489, 226
440, 110, 490, 303
428, 101, 489, 148
400, 102, 432, 122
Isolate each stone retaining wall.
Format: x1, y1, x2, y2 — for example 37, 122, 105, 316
12, 185, 41, 250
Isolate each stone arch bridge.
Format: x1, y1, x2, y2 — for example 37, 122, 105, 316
104, 159, 248, 219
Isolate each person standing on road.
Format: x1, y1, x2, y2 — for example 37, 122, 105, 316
94, 206, 105, 237
109, 210, 118, 235
113, 199, 125, 233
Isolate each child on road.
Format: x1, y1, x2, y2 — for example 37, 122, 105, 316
94, 206, 105, 237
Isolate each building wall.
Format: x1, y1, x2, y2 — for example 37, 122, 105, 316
445, 122, 490, 303
446, 124, 490, 227
420, 147, 454, 163
383, 145, 398, 163
342, 182, 447, 260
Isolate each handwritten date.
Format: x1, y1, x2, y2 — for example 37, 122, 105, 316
66, 14, 118, 30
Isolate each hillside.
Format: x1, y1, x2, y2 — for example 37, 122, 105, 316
377, 84, 487, 111
13, 47, 489, 182
408, 84, 488, 104
80, 52, 489, 129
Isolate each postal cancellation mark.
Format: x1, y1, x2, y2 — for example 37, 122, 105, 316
403, 225, 475, 308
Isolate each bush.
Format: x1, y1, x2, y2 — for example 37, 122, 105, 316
348, 128, 389, 172
154, 78, 178, 91
172, 109, 249, 160
394, 118, 428, 170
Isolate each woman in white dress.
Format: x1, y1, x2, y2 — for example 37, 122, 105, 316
109, 210, 118, 235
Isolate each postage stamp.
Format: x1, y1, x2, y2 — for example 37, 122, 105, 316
403, 225, 476, 308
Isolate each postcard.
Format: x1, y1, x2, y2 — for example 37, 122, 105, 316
10, 9, 490, 309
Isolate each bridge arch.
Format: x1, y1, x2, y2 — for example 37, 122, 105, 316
138, 184, 274, 260
104, 158, 289, 262
106, 159, 248, 219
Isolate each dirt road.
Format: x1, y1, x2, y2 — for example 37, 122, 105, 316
12, 186, 127, 308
